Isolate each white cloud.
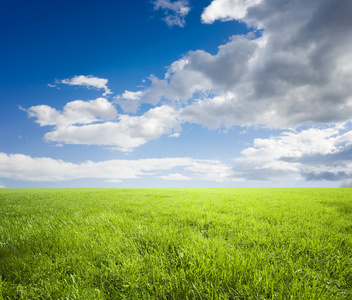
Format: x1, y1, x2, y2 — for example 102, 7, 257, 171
120, 90, 144, 101
28, 100, 181, 152
201, 0, 262, 23
234, 124, 352, 185
0, 153, 233, 183
61, 75, 112, 96
0, 184, 5, 188
153, 0, 191, 27
124, 0, 352, 128
28, 98, 117, 126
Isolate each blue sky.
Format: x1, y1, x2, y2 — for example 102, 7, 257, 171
1, 0, 352, 188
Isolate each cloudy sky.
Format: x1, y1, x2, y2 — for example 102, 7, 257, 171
1, 0, 352, 188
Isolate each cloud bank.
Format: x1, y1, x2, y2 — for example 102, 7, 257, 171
235, 124, 352, 186
0, 153, 232, 183
2, 123, 352, 186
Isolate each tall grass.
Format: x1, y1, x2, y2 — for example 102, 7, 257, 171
0, 188, 351, 299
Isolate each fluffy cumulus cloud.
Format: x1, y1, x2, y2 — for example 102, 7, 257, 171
201, 0, 262, 23
61, 75, 112, 96
27, 99, 181, 152
119, 0, 352, 128
234, 124, 352, 186
153, 0, 191, 27
28, 98, 117, 127
0, 153, 233, 183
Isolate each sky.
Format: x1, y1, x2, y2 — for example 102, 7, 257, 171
1, 0, 352, 188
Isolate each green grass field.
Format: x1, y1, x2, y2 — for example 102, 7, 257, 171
0, 188, 351, 299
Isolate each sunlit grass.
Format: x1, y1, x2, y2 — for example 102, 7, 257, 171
0, 188, 351, 299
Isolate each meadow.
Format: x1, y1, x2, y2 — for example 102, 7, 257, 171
0, 188, 351, 299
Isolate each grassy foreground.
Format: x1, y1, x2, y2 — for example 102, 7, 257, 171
0, 188, 351, 299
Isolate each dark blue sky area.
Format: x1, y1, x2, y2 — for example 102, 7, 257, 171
1, 0, 247, 90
